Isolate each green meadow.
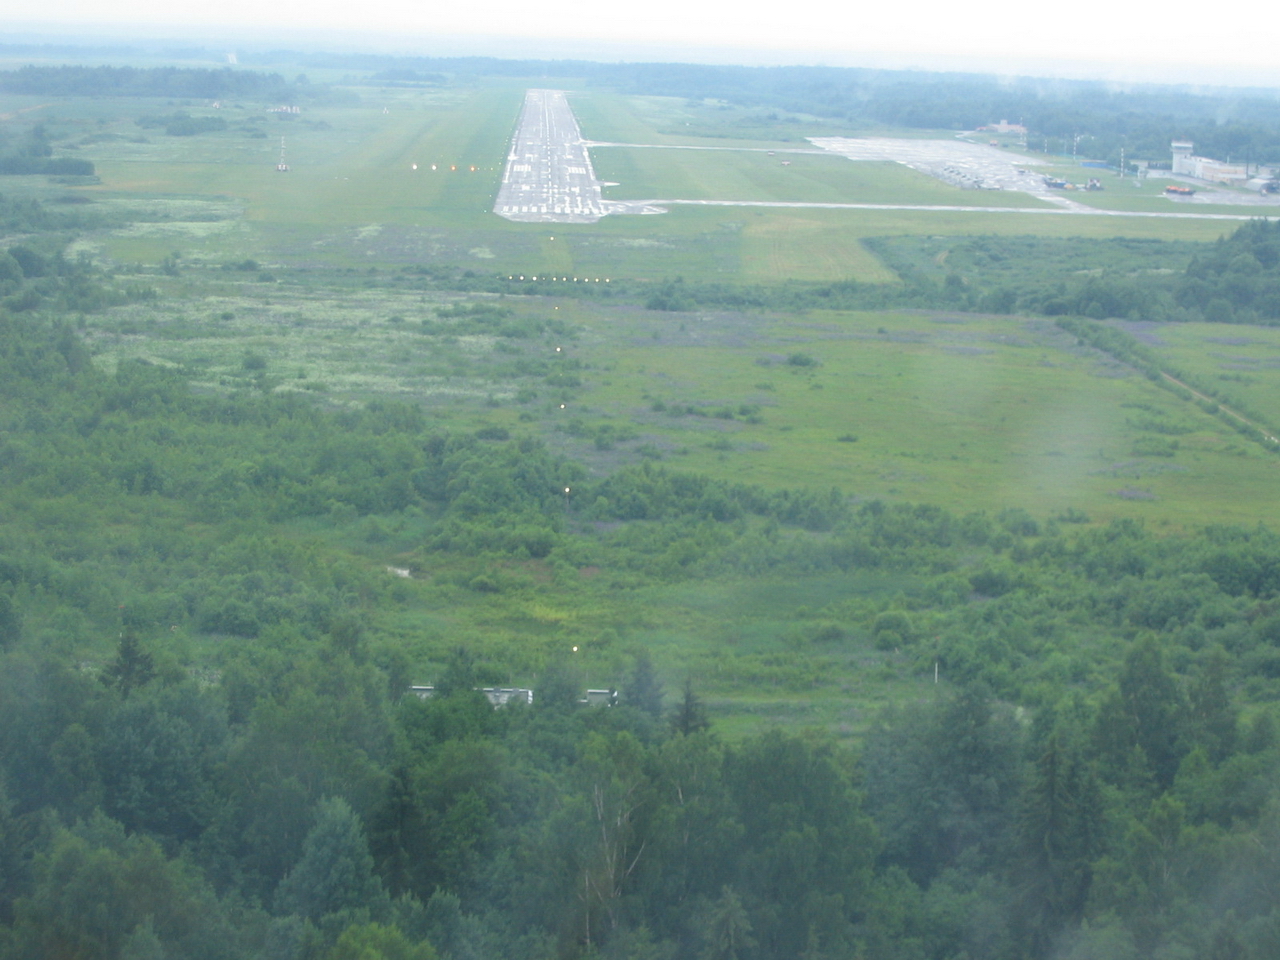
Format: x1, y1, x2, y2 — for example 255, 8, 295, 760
590, 146, 1051, 208
563, 307, 1277, 527
40, 67, 1278, 535
18, 68, 1280, 562
76, 264, 1280, 730
20, 82, 1258, 287
14, 70, 1277, 554
85, 277, 1280, 533
1126, 320, 1280, 425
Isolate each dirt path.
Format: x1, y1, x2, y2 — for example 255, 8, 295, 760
1160, 371, 1280, 444
0, 103, 51, 121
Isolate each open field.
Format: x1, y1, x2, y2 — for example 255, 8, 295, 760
561, 303, 1280, 529
569, 91, 869, 147
80, 270, 1280, 727
3, 83, 1264, 287
592, 146, 1052, 207
86, 278, 1280, 532
19, 71, 1280, 537
1120, 320, 1280, 428
21, 71, 1280, 542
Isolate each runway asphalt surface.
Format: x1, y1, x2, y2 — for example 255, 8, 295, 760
495, 91, 1275, 225
494, 89, 662, 224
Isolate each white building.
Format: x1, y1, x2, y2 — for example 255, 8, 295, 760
980, 120, 1026, 134
1171, 141, 1248, 184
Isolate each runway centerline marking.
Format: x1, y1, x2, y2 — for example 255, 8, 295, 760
494, 89, 663, 224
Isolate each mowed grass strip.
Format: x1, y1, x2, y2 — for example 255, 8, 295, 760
571, 92, 808, 149
591, 145, 1051, 208
90, 87, 522, 228
738, 213, 897, 283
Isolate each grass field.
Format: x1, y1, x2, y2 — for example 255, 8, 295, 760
1121, 320, 1280, 428
83, 277, 1280, 731
12, 82, 1261, 286
559, 303, 1280, 529
592, 146, 1052, 208
86, 279, 1280, 532
569, 91, 861, 148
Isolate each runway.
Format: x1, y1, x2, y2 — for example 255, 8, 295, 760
495, 93, 1271, 227
494, 89, 663, 224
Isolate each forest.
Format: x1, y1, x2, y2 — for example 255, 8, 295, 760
3, 171, 1280, 960
0, 123, 93, 178
0, 65, 301, 101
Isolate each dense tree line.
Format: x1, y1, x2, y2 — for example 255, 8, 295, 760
0, 155, 93, 175
136, 111, 230, 137
0, 193, 99, 233
0, 234, 154, 314
7, 51, 1280, 163
235, 51, 1280, 163
0, 65, 296, 100
0, 123, 94, 178
619, 222, 1280, 330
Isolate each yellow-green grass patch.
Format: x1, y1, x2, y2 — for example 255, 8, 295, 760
569, 307, 1280, 529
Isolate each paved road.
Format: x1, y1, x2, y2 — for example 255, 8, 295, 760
621, 198, 1276, 222
810, 135, 1063, 199
587, 141, 825, 154
494, 89, 662, 224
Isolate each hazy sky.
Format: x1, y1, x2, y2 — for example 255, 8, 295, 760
6, 0, 1280, 86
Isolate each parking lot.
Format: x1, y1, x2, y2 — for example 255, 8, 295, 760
809, 136, 1062, 201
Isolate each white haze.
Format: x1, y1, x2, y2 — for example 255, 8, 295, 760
5, 0, 1280, 88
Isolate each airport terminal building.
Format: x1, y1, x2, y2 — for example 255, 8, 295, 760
1171, 140, 1249, 184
